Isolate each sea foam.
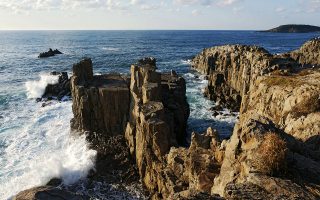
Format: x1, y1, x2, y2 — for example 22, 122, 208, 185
0, 101, 96, 200
25, 74, 59, 99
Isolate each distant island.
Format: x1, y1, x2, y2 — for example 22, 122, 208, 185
263, 24, 320, 33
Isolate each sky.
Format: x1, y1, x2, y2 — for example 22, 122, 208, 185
0, 0, 319, 30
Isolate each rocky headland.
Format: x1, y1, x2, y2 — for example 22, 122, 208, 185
15, 37, 320, 199
263, 24, 320, 33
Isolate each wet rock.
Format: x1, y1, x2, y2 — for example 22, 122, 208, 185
13, 186, 87, 200
137, 57, 157, 67
38, 48, 63, 58
42, 71, 71, 101
46, 178, 62, 187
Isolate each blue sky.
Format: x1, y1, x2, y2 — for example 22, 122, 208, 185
0, 0, 319, 30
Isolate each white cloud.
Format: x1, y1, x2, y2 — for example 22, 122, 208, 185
140, 4, 159, 10
308, 0, 320, 12
0, 0, 244, 14
217, 0, 240, 6
174, 0, 243, 7
275, 7, 286, 13
0, 0, 137, 13
191, 9, 201, 16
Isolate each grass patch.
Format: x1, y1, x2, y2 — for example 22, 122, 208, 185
291, 94, 320, 118
261, 75, 306, 87
253, 133, 287, 176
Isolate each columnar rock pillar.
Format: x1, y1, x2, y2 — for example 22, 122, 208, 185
70, 58, 130, 144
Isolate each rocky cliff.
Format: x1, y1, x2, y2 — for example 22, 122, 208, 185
15, 38, 320, 200
191, 45, 298, 111
192, 38, 320, 199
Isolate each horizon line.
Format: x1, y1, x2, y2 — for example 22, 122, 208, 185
0, 29, 262, 31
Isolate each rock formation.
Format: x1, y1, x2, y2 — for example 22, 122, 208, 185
70, 58, 130, 140
15, 38, 320, 199
191, 45, 298, 111
263, 24, 320, 33
41, 71, 71, 101
38, 48, 63, 58
192, 38, 320, 199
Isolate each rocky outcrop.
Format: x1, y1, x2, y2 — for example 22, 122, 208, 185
38, 48, 63, 58
191, 45, 297, 111
70, 58, 130, 141
69, 59, 138, 191
285, 37, 320, 67
263, 24, 320, 33
192, 38, 320, 199
41, 71, 71, 101
124, 59, 190, 198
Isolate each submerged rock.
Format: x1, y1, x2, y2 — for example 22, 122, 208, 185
38, 48, 63, 58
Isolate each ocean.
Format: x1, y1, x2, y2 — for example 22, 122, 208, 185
0, 30, 319, 199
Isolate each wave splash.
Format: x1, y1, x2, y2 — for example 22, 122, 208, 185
0, 101, 96, 200
25, 74, 59, 99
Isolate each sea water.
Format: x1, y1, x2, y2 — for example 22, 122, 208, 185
0, 30, 318, 199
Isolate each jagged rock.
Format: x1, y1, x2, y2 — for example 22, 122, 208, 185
13, 186, 86, 200
191, 39, 320, 199
137, 57, 157, 67
124, 58, 190, 198
42, 71, 71, 101
286, 37, 320, 67
38, 48, 63, 58
164, 127, 225, 199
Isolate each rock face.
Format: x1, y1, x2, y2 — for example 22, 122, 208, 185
19, 37, 320, 199
70, 58, 227, 199
192, 38, 320, 199
124, 59, 191, 198
263, 24, 320, 33
41, 71, 71, 101
38, 48, 63, 58
70, 58, 130, 141
191, 45, 297, 111
286, 37, 320, 67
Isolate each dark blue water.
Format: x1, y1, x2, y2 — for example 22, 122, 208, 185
0, 30, 319, 199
